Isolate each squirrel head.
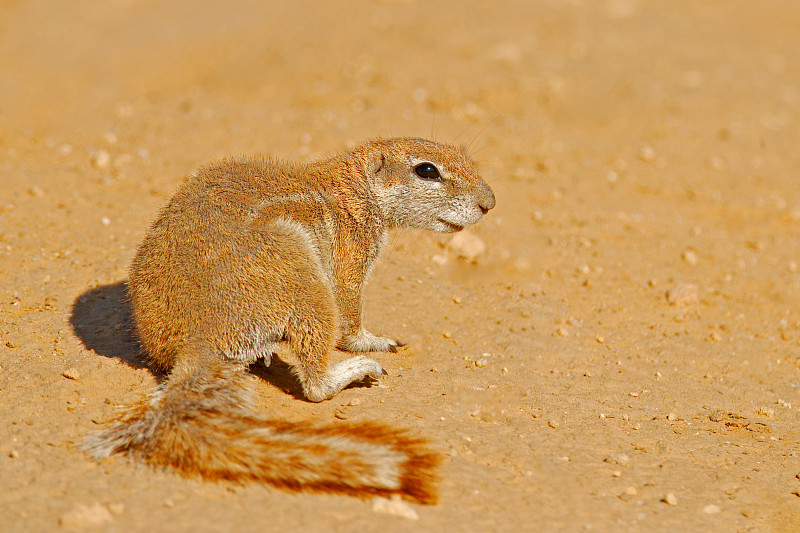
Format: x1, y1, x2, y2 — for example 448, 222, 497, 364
365, 137, 495, 232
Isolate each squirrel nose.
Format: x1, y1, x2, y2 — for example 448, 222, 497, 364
478, 186, 496, 214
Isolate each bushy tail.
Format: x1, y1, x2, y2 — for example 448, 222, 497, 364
84, 357, 440, 503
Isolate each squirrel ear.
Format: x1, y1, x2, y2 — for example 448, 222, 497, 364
372, 153, 386, 175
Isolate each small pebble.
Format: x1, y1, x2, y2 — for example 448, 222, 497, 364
9, 450, 19, 459
703, 504, 721, 514
59, 503, 113, 528
662, 493, 678, 506
682, 70, 704, 89
92, 150, 111, 169
101, 217, 111, 226
488, 42, 523, 64
372, 495, 419, 520
411, 87, 428, 103
547, 419, 559, 429
638, 145, 656, 162
666, 413, 677, 421
475, 358, 488, 368
682, 250, 698, 266
62, 368, 80, 381
445, 230, 486, 263
758, 407, 775, 419
604, 453, 630, 466
666, 284, 698, 306
553, 327, 568, 337
430, 254, 448, 265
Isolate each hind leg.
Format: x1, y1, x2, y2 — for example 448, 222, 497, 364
287, 279, 385, 403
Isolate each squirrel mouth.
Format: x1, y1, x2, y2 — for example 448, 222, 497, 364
438, 219, 464, 232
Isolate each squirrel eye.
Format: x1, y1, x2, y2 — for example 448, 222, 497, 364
414, 163, 441, 180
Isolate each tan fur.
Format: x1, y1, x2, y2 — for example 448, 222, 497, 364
85, 137, 495, 503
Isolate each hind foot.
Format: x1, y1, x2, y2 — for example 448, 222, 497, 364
303, 355, 385, 402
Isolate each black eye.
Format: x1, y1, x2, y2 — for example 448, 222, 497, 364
414, 163, 441, 181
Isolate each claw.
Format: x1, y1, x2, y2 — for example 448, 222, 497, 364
381, 368, 389, 376
387, 340, 405, 353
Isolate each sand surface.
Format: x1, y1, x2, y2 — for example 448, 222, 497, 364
2, 1, 800, 531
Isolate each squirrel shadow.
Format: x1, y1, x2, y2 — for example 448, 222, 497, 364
69, 281, 149, 372
69, 280, 339, 398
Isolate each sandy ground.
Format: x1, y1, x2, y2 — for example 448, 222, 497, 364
2, 1, 800, 531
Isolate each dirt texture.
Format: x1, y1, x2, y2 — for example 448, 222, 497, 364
2, 1, 800, 531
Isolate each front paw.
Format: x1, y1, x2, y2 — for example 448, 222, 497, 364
337, 329, 405, 353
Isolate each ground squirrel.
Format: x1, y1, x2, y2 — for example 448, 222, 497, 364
85, 137, 495, 503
